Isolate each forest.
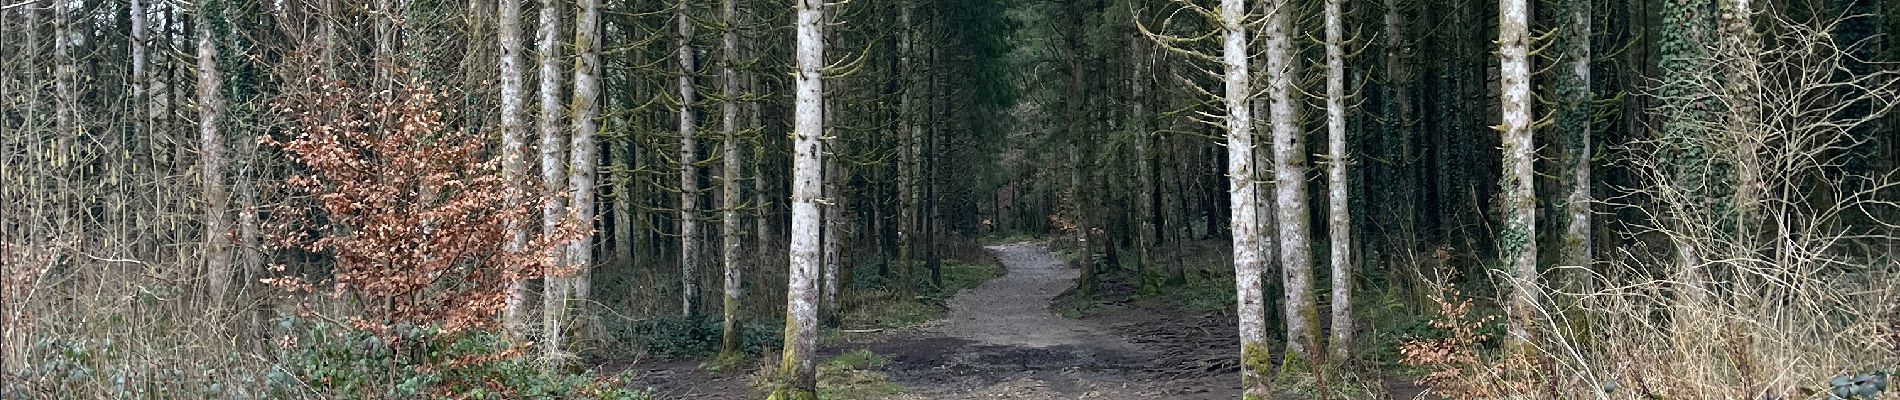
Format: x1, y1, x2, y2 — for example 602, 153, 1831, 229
2, 0, 1898, 398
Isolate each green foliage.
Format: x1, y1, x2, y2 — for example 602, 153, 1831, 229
270, 317, 647, 399
606, 315, 782, 359
843, 259, 1003, 328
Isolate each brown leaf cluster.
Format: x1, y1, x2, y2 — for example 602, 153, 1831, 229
261, 72, 581, 335
1398, 287, 1539, 399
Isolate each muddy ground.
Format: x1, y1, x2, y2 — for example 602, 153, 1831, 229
621, 242, 1424, 399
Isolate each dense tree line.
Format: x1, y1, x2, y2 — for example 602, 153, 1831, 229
3, 0, 1897, 397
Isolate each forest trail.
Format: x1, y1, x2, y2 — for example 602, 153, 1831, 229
865, 242, 1228, 399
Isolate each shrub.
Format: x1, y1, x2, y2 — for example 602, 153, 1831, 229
267, 316, 648, 399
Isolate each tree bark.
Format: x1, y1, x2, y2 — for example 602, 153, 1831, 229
717, 0, 746, 361
1066, 0, 1095, 297
1322, 0, 1354, 364
498, 0, 531, 337
196, 0, 233, 306
1497, 0, 1540, 354
677, 0, 702, 317
768, 0, 824, 396
1557, 0, 1594, 290
895, 0, 917, 298
567, 0, 602, 330
1219, 0, 1271, 396
1265, 0, 1318, 361
534, 0, 568, 366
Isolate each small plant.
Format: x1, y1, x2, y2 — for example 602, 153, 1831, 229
1398, 287, 1533, 399
607, 315, 782, 359
268, 316, 648, 399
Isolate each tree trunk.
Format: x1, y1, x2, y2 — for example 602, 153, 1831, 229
1265, 0, 1319, 362
677, 0, 702, 317
1066, 0, 1095, 297
1384, 0, 1415, 237
534, 0, 568, 366
567, 0, 602, 331
717, 0, 746, 361
895, 0, 916, 298
497, 0, 531, 337
1218, 0, 1271, 396
1557, 0, 1594, 290
1497, 0, 1540, 354
1322, 0, 1354, 364
196, 0, 232, 306
132, 0, 149, 136
820, 6, 845, 327
1130, 36, 1157, 293
768, 0, 824, 396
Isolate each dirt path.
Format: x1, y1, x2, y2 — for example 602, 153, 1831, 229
861, 242, 1227, 399
621, 242, 1237, 399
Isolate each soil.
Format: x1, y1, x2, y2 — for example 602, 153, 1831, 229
619, 242, 1428, 399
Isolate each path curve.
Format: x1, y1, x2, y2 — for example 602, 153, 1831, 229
928, 243, 1135, 349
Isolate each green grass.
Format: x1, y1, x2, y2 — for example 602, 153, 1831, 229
816, 350, 904, 400
841, 259, 1004, 330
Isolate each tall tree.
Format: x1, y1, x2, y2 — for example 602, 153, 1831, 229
1065, 0, 1096, 297
716, 0, 746, 362
497, 0, 531, 336
1217, 0, 1271, 396
1556, 0, 1594, 288
534, 0, 569, 365
677, 0, 702, 317
1322, 0, 1354, 363
896, 0, 917, 299
820, 6, 844, 325
196, 0, 233, 305
767, 0, 825, 396
1265, 0, 1318, 361
1497, 0, 1539, 353
568, 0, 602, 318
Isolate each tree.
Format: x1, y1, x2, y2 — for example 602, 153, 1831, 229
1321, 0, 1354, 363
197, 0, 233, 305
566, 0, 602, 325
1065, 0, 1096, 297
1555, 0, 1593, 290
767, 0, 825, 397
1264, 0, 1318, 362
1213, 0, 1272, 396
716, 0, 747, 362
677, 0, 702, 317
1496, 0, 1539, 354
497, 0, 531, 336
534, 0, 569, 365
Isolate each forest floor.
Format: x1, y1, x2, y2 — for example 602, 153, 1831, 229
620, 242, 1428, 399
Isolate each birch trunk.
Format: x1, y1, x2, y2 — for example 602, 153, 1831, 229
195, 1, 233, 305
767, 0, 824, 396
1497, 0, 1540, 353
677, 0, 702, 317
1322, 0, 1354, 363
498, 0, 531, 337
534, 0, 569, 365
717, 0, 746, 360
1265, 0, 1318, 361
132, 0, 149, 134
1218, 0, 1270, 396
568, 0, 602, 321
